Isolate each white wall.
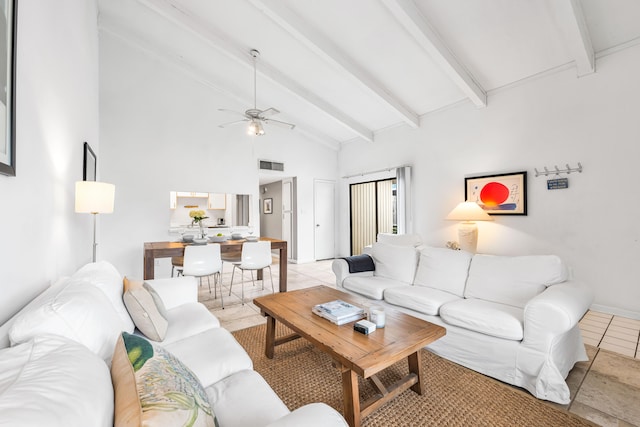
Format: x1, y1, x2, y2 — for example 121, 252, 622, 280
98, 32, 338, 278
338, 45, 640, 318
0, 0, 99, 324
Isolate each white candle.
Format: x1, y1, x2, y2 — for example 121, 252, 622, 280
370, 306, 386, 328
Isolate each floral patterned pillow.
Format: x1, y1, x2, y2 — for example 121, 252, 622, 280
111, 332, 217, 427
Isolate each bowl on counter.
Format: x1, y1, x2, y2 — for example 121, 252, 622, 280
209, 235, 228, 243
182, 234, 194, 243
192, 238, 208, 245
245, 235, 259, 242
230, 233, 244, 240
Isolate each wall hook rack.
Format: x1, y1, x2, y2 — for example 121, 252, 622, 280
534, 162, 583, 177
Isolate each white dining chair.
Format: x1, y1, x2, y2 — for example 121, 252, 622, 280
228, 241, 274, 305
182, 244, 224, 308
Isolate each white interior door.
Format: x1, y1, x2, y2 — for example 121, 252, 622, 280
314, 180, 335, 260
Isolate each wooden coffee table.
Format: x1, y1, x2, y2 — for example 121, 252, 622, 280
253, 286, 446, 427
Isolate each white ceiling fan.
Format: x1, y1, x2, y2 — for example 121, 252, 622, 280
218, 49, 295, 136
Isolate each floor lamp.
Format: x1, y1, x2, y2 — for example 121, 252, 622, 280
75, 181, 115, 262
445, 201, 493, 253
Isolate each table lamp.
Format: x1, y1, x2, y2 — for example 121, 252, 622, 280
445, 201, 493, 253
75, 181, 115, 262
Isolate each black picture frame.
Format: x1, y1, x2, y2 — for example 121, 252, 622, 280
465, 171, 527, 215
263, 198, 273, 214
0, 0, 17, 177
83, 142, 96, 181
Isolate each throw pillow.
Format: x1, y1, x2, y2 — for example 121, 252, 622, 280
123, 278, 169, 342
370, 242, 419, 284
124, 278, 169, 321
0, 335, 114, 427
71, 261, 135, 333
111, 332, 217, 427
9, 282, 124, 362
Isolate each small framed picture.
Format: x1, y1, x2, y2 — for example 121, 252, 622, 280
83, 142, 96, 181
465, 171, 527, 215
263, 198, 273, 214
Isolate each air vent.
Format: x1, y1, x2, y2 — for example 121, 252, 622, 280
259, 160, 284, 171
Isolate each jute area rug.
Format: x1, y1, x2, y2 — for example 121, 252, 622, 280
232, 324, 596, 427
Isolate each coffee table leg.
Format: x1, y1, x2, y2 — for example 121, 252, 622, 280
265, 315, 276, 359
342, 368, 361, 427
408, 351, 424, 394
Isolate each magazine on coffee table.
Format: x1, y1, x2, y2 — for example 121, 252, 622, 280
312, 300, 366, 325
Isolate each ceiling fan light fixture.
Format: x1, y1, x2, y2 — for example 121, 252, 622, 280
247, 119, 265, 136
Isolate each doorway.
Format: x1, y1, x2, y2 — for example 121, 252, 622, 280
259, 178, 297, 261
350, 178, 396, 255
314, 180, 336, 260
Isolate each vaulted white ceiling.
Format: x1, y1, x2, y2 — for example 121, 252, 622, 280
98, 0, 640, 149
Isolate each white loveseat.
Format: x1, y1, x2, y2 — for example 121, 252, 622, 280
332, 238, 593, 404
0, 261, 347, 427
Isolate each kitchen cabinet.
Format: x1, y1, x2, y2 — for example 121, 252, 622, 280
208, 193, 226, 210
171, 191, 210, 209
177, 191, 208, 198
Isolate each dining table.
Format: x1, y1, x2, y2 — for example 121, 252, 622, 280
143, 237, 288, 292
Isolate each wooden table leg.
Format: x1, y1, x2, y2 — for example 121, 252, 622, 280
265, 315, 276, 359
407, 351, 424, 394
143, 250, 155, 280
342, 368, 361, 427
279, 242, 287, 292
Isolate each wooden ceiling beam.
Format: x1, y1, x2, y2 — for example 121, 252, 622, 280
100, 18, 342, 150
381, 0, 487, 108
136, 0, 374, 142
249, 0, 419, 129
550, 0, 595, 76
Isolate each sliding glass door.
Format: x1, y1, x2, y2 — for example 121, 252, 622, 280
349, 178, 396, 255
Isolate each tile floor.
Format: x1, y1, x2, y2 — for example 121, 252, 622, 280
197, 258, 640, 427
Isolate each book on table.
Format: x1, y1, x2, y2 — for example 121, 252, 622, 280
312, 300, 366, 325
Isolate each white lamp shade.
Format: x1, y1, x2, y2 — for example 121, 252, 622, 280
75, 181, 115, 214
446, 201, 493, 222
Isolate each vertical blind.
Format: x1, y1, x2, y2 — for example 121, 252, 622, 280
350, 179, 396, 255
350, 182, 376, 255
377, 180, 394, 234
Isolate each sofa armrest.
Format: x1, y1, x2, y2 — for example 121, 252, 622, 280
145, 276, 198, 310
266, 403, 348, 427
523, 281, 593, 349
332, 259, 374, 289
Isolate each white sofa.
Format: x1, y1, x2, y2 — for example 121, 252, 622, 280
0, 261, 347, 427
332, 238, 594, 404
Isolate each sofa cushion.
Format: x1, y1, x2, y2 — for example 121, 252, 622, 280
162, 303, 221, 345
206, 369, 290, 427
343, 276, 408, 300
123, 279, 169, 342
0, 336, 113, 427
9, 282, 124, 362
111, 332, 217, 427
413, 247, 472, 297
370, 242, 419, 284
465, 254, 568, 308
377, 233, 422, 247
163, 328, 253, 388
384, 286, 461, 316
70, 261, 135, 333
440, 299, 524, 341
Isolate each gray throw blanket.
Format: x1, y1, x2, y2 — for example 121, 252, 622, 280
342, 254, 375, 273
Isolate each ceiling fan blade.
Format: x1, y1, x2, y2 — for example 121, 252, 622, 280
259, 107, 280, 118
218, 119, 248, 128
263, 118, 296, 130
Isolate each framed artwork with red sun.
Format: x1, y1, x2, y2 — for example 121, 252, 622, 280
465, 171, 527, 215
